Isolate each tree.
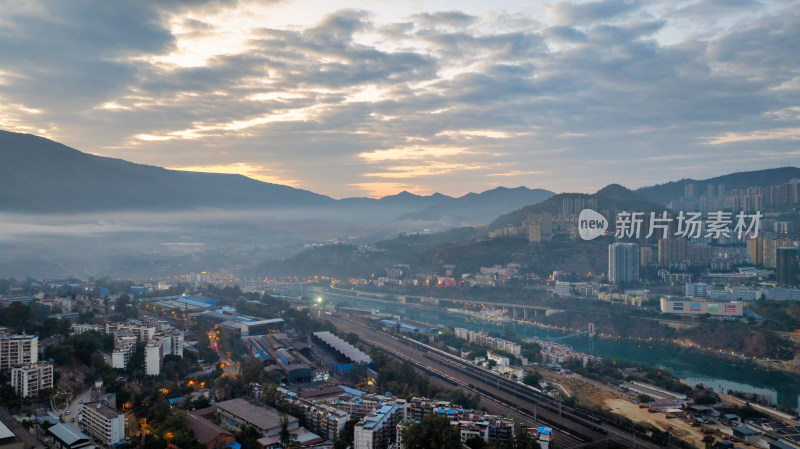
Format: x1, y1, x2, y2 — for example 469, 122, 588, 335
279, 415, 296, 448
523, 371, 541, 387
465, 436, 488, 449
702, 435, 715, 449
235, 426, 261, 449
400, 414, 461, 449
510, 431, 541, 449
637, 394, 654, 403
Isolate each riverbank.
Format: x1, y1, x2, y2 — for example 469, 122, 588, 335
484, 312, 800, 377
318, 289, 800, 409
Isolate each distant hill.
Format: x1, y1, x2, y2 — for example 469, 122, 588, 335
0, 129, 555, 235
390, 186, 554, 226
340, 191, 451, 209
635, 167, 800, 205
0, 130, 334, 212
489, 184, 664, 229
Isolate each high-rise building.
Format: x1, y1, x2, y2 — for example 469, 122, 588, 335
0, 335, 38, 370
11, 362, 53, 398
608, 243, 640, 284
145, 340, 162, 376
640, 246, 654, 266
561, 195, 596, 217
658, 238, 688, 265
763, 237, 792, 268
748, 238, 764, 265
528, 222, 542, 242
777, 248, 799, 286
684, 183, 696, 199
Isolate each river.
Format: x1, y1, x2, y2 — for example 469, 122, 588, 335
319, 291, 800, 411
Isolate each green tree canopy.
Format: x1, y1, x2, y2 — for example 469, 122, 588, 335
400, 414, 461, 449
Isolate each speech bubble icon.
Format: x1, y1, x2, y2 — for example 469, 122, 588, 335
578, 209, 608, 241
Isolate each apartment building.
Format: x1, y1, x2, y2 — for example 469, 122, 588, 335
332, 393, 398, 420
0, 335, 37, 370
354, 404, 403, 449
79, 402, 125, 445
453, 328, 521, 356
144, 340, 162, 376
111, 334, 137, 369
402, 399, 514, 448
10, 363, 53, 398
105, 321, 156, 343
303, 402, 349, 442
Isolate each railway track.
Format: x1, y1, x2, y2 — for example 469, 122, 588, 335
328, 315, 668, 448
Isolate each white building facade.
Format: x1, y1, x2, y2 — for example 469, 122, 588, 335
11, 362, 53, 398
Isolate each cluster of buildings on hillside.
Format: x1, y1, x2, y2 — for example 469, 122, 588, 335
488, 195, 599, 242
453, 328, 521, 356
372, 263, 528, 289
669, 180, 800, 214
607, 238, 799, 287
525, 337, 593, 369
73, 318, 185, 376
597, 235, 800, 316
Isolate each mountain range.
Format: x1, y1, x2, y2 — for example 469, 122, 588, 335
0, 129, 798, 279
0, 130, 553, 229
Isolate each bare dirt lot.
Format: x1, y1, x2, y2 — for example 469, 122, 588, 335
605, 398, 708, 448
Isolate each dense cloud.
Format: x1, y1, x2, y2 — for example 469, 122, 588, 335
0, 0, 798, 197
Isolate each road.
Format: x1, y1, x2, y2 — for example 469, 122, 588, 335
323, 312, 668, 449
52, 387, 94, 427
208, 328, 240, 377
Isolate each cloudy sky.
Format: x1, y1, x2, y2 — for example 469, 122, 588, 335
0, 0, 798, 198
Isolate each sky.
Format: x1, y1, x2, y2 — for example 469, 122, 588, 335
0, 0, 798, 199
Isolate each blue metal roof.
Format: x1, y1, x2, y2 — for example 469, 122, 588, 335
340, 386, 365, 397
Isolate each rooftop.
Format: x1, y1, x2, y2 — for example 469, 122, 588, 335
0, 408, 41, 449
0, 421, 14, 441
245, 319, 284, 325
312, 331, 371, 364
216, 398, 298, 432
48, 424, 90, 446
82, 402, 122, 420
257, 428, 321, 447
187, 414, 233, 445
